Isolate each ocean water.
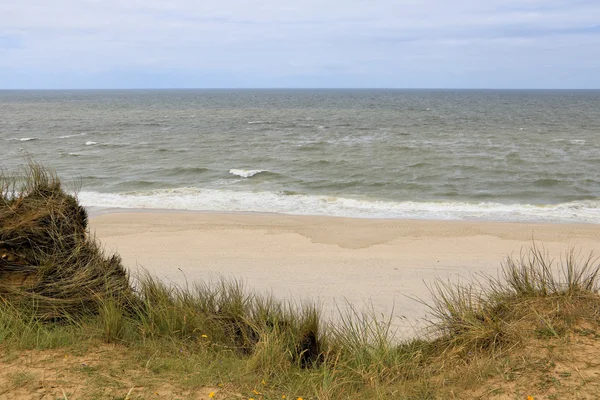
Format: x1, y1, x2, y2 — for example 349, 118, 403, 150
1, 89, 600, 223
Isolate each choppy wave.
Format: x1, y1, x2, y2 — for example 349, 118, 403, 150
163, 167, 211, 176
247, 120, 276, 125
533, 178, 562, 187
229, 169, 267, 178
99, 142, 131, 148
78, 188, 600, 223
570, 139, 586, 145
155, 148, 188, 153
57, 133, 88, 139
296, 141, 327, 150
4, 89, 600, 224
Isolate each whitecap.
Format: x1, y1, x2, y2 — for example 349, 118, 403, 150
57, 133, 87, 139
229, 169, 266, 178
247, 120, 275, 125
8, 137, 37, 142
85, 141, 98, 146
570, 139, 586, 145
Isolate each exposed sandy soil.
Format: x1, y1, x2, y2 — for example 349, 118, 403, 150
465, 332, 600, 399
2, 333, 600, 399
0, 345, 219, 400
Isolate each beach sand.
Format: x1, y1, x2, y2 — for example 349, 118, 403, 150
90, 211, 600, 337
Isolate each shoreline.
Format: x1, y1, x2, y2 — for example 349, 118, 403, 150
89, 210, 600, 337
86, 205, 598, 225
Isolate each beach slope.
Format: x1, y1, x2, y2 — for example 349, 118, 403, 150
90, 211, 600, 334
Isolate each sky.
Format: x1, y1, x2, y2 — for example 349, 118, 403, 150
0, 0, 599, 89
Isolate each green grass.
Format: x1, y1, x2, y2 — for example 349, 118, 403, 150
2, 244, 600, 399
3, 164, 600, 398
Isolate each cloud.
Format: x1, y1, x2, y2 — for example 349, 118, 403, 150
0, 0, 599, 88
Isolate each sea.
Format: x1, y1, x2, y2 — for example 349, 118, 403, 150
1, 89, 600, 223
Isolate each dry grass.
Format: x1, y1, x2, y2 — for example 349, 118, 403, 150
424, 243, 600, 358
0, 163, 132, 320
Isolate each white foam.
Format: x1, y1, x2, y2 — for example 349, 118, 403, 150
57, 133, 87, 139
247, 120, 275, 124
85, 141, 98, 146
8, 137, 37, 142
229, 169, 266, 178
570, 139, 586, 145
77, 188, 600, 224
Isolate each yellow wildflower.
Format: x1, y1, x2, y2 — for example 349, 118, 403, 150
282, 396, 286, 399
201, 334, 209, 338
527, 397, 534, 400
261, 380, 266, 385
208, 392, 215, 398
253, 389, 261, 395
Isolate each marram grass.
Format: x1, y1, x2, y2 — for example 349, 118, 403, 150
0, 162, 132, 319
2, 164, 600, 399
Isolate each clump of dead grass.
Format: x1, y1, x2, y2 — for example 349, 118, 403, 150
0, 163, 132, 319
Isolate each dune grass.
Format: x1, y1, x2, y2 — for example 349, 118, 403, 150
2, 165, 600, 399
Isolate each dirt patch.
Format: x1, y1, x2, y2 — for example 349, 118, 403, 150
0, 344, 221, 399
462, 331, 600, 399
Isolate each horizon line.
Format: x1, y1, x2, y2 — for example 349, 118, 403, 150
1, 87, 600, 91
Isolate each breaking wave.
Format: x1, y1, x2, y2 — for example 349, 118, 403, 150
78, 188, 600, 224
229, 169, 268, 178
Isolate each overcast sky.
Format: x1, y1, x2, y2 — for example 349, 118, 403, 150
0, 0, 599, 89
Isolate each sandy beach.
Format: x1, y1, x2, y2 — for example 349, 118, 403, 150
90, 211, 600, 337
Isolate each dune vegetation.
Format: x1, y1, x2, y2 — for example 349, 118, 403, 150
1, 164, 600, 399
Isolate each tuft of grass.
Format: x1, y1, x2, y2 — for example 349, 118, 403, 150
123, 272, 324, 366
1, 163, 133, 320
499, 242, 600, 297
424, 242, 600, 358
